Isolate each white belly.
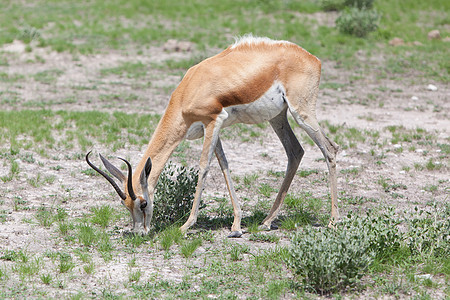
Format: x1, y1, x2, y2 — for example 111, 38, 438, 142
185, 82, 287, 140
223, 82, 287, 127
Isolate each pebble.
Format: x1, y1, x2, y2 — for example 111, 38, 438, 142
410, 96, 418, 101
163, 39, 193, 52
426, 84, 437, 91
389, 37, 404, 46
427, 30, 441, 40
415, 274, 433, 280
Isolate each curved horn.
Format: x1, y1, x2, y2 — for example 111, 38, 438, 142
118, 157, 136, 201
85, 151, 126, 200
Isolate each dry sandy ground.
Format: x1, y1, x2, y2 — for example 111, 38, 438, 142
0, 40, 448, 298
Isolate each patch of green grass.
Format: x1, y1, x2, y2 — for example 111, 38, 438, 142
0, 72, 24, 83
33, 69, 64, 84
129, 269, 142, 282
297, 169, 319, 177
320, 82, 346, 90
0, 110, 161, 153
123, 232, 151, 248
280, 210, 315, 230
258, 183, 276, 198
180, 238, 202, 258
35, 206, 54, 227
27, 173, 56, 187
229, 243, 250, 261
265, 280, 288, 300
77, 223, 99, 247
1, 250, 28, 262
83, 262, 95, 275
236, 173, 259, 188
340, 167, 360, 175
40, 273, 52, 285
0, 0, 448, 81
13, 257, 42, 278
378, 176, 407, 193
249, 232, 280, 243
0, 160, 20, 182
159, 227, 183, 251
91, 205, 115, 228
100, 62, 147, 78
425, 158, 442, 171
58, 252, 75, 273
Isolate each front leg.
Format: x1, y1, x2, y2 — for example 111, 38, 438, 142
180, 110, 228, 233
215, 137, 243, 238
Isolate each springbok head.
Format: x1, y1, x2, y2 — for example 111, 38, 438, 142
85, 151, 152, 233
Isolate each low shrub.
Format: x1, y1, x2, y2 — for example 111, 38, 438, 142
286, 219, 375, 294
153, 163, 198, 231
320, 0, 346, 11
336, 7, 380, 37
321, 0, 375, 11
344, 0, 375, 9
286, 210, 403, 294
355, 209, 402, 261
406, 207, 449, 258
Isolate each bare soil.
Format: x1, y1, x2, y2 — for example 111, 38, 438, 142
0, 40, 448, 298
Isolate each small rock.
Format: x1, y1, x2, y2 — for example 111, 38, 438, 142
163, 39, 194, 52
393, 144, 402, 149
177, 41, 193, 52
426, 84, 438, 91
412, 41, 423, 46
163, 39, 178, 52
415, 274, 433, 280
443, 37, 450, 42
389, 37, 404, 46
427, 30, 441, 40
415, 149, 424, 153
411, 96, 418, 101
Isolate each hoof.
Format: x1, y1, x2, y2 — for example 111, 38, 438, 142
228, 231, 243, 238
258, 224, 271, 231
258, 223, 278, 231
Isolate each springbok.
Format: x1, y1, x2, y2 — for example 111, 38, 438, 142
86, 35, 339, 237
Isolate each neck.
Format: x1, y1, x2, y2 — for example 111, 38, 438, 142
132, 105, 189, 192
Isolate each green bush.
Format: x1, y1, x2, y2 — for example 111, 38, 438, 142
406, 208, 449, 258
344, 0, 375, 9
336, 7, 380, 37
286, 211, 404, 294
153, 163, 198, 231
354, 209, 402, 261
286, 220, 375, 294
321, 0, 374, 11
320, 0, 346, 11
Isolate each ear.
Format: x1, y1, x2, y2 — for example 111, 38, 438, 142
139, 157, 152, 188
99, 154, 126, 182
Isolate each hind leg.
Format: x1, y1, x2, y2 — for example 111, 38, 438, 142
260, 108, 304, 230
289, 107, 340, 227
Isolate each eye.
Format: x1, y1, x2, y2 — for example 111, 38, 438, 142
140, 201, 147, 210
